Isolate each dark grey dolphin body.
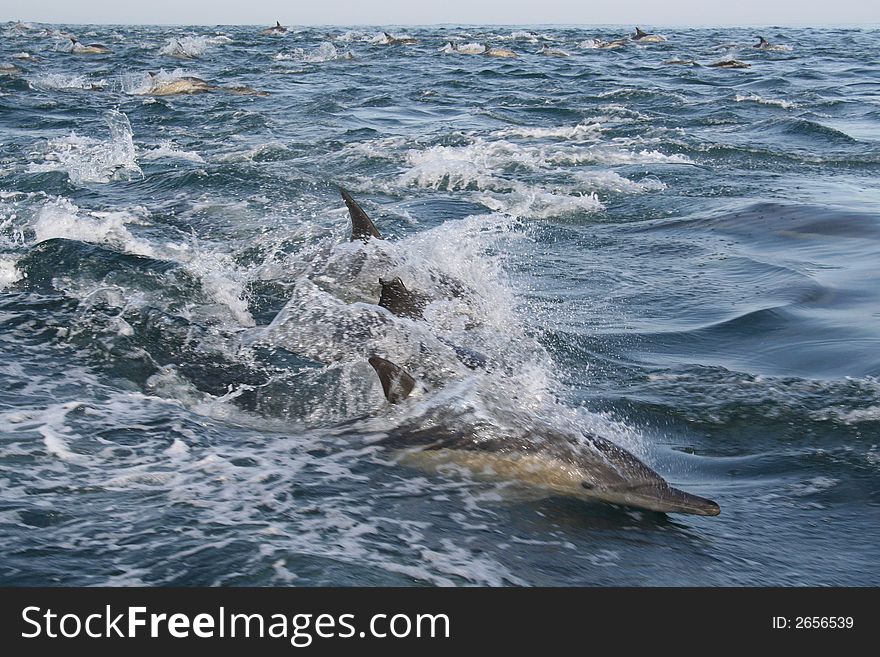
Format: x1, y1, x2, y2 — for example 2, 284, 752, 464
367, 357, 720, 516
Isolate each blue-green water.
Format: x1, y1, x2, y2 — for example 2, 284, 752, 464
1, 23, 879, 585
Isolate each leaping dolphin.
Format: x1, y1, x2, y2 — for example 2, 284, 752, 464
367, 356, 721, 516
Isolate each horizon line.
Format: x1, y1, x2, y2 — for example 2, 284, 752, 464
3, 20, 880, 28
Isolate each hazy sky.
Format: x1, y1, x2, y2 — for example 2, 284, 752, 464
3, 0, 879, 26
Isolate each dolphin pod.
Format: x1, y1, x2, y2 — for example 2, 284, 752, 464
338, 189, 720, 516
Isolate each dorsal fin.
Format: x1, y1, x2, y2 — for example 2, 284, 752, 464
635, 27, 647, 38
276, 21, 282, 28
369, 356, 415, 403
379, 277, 424, 319
340, 188, 382, 241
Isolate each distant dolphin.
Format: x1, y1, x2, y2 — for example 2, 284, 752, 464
140, 72, 268, 96
753, 35, 787, 51
709, 59, 752, 69
165, 39, 196, 59
368, 356, 721, 516
538, 44, 570, 57
442, 42, 517, 58
68, 37, 111, 54
441, 42, 485, 54
0, 63, 22, 75
262, 21, 287, 35
631, 27, 667, 43
380, 32, 419, 45
143, 71, 214, 95
595, 38, 628, 49
486, 46, 517, 58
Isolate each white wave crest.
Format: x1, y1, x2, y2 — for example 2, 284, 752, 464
734, 93, 797, 109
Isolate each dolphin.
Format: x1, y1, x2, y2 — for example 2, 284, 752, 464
708, 59, 751, 69
753, 35, 787, 51
595, 38, 628, 49
442, 42, 517, 58
0, 63, 22, 75
142, 71, 215, 95
631, 27, 667, 43
367, 356, 721, 516
381, 32, 419, 45
68, 37, 111, 54
341, 188, 383, 241
140, 72, 268, 96
538, 45, 570, 57
486, 46, 517, 58
262, 21, 287, 35
442, 42, 486, 55
165, 39, 196, 59
378, 277, 428, 319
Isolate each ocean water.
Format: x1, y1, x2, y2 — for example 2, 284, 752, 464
1, 23, 879, 586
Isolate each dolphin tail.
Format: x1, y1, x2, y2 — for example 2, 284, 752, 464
340, 188, 383, 241
369, 356, 416, 404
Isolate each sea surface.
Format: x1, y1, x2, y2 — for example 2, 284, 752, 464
1, 23, 879, 586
